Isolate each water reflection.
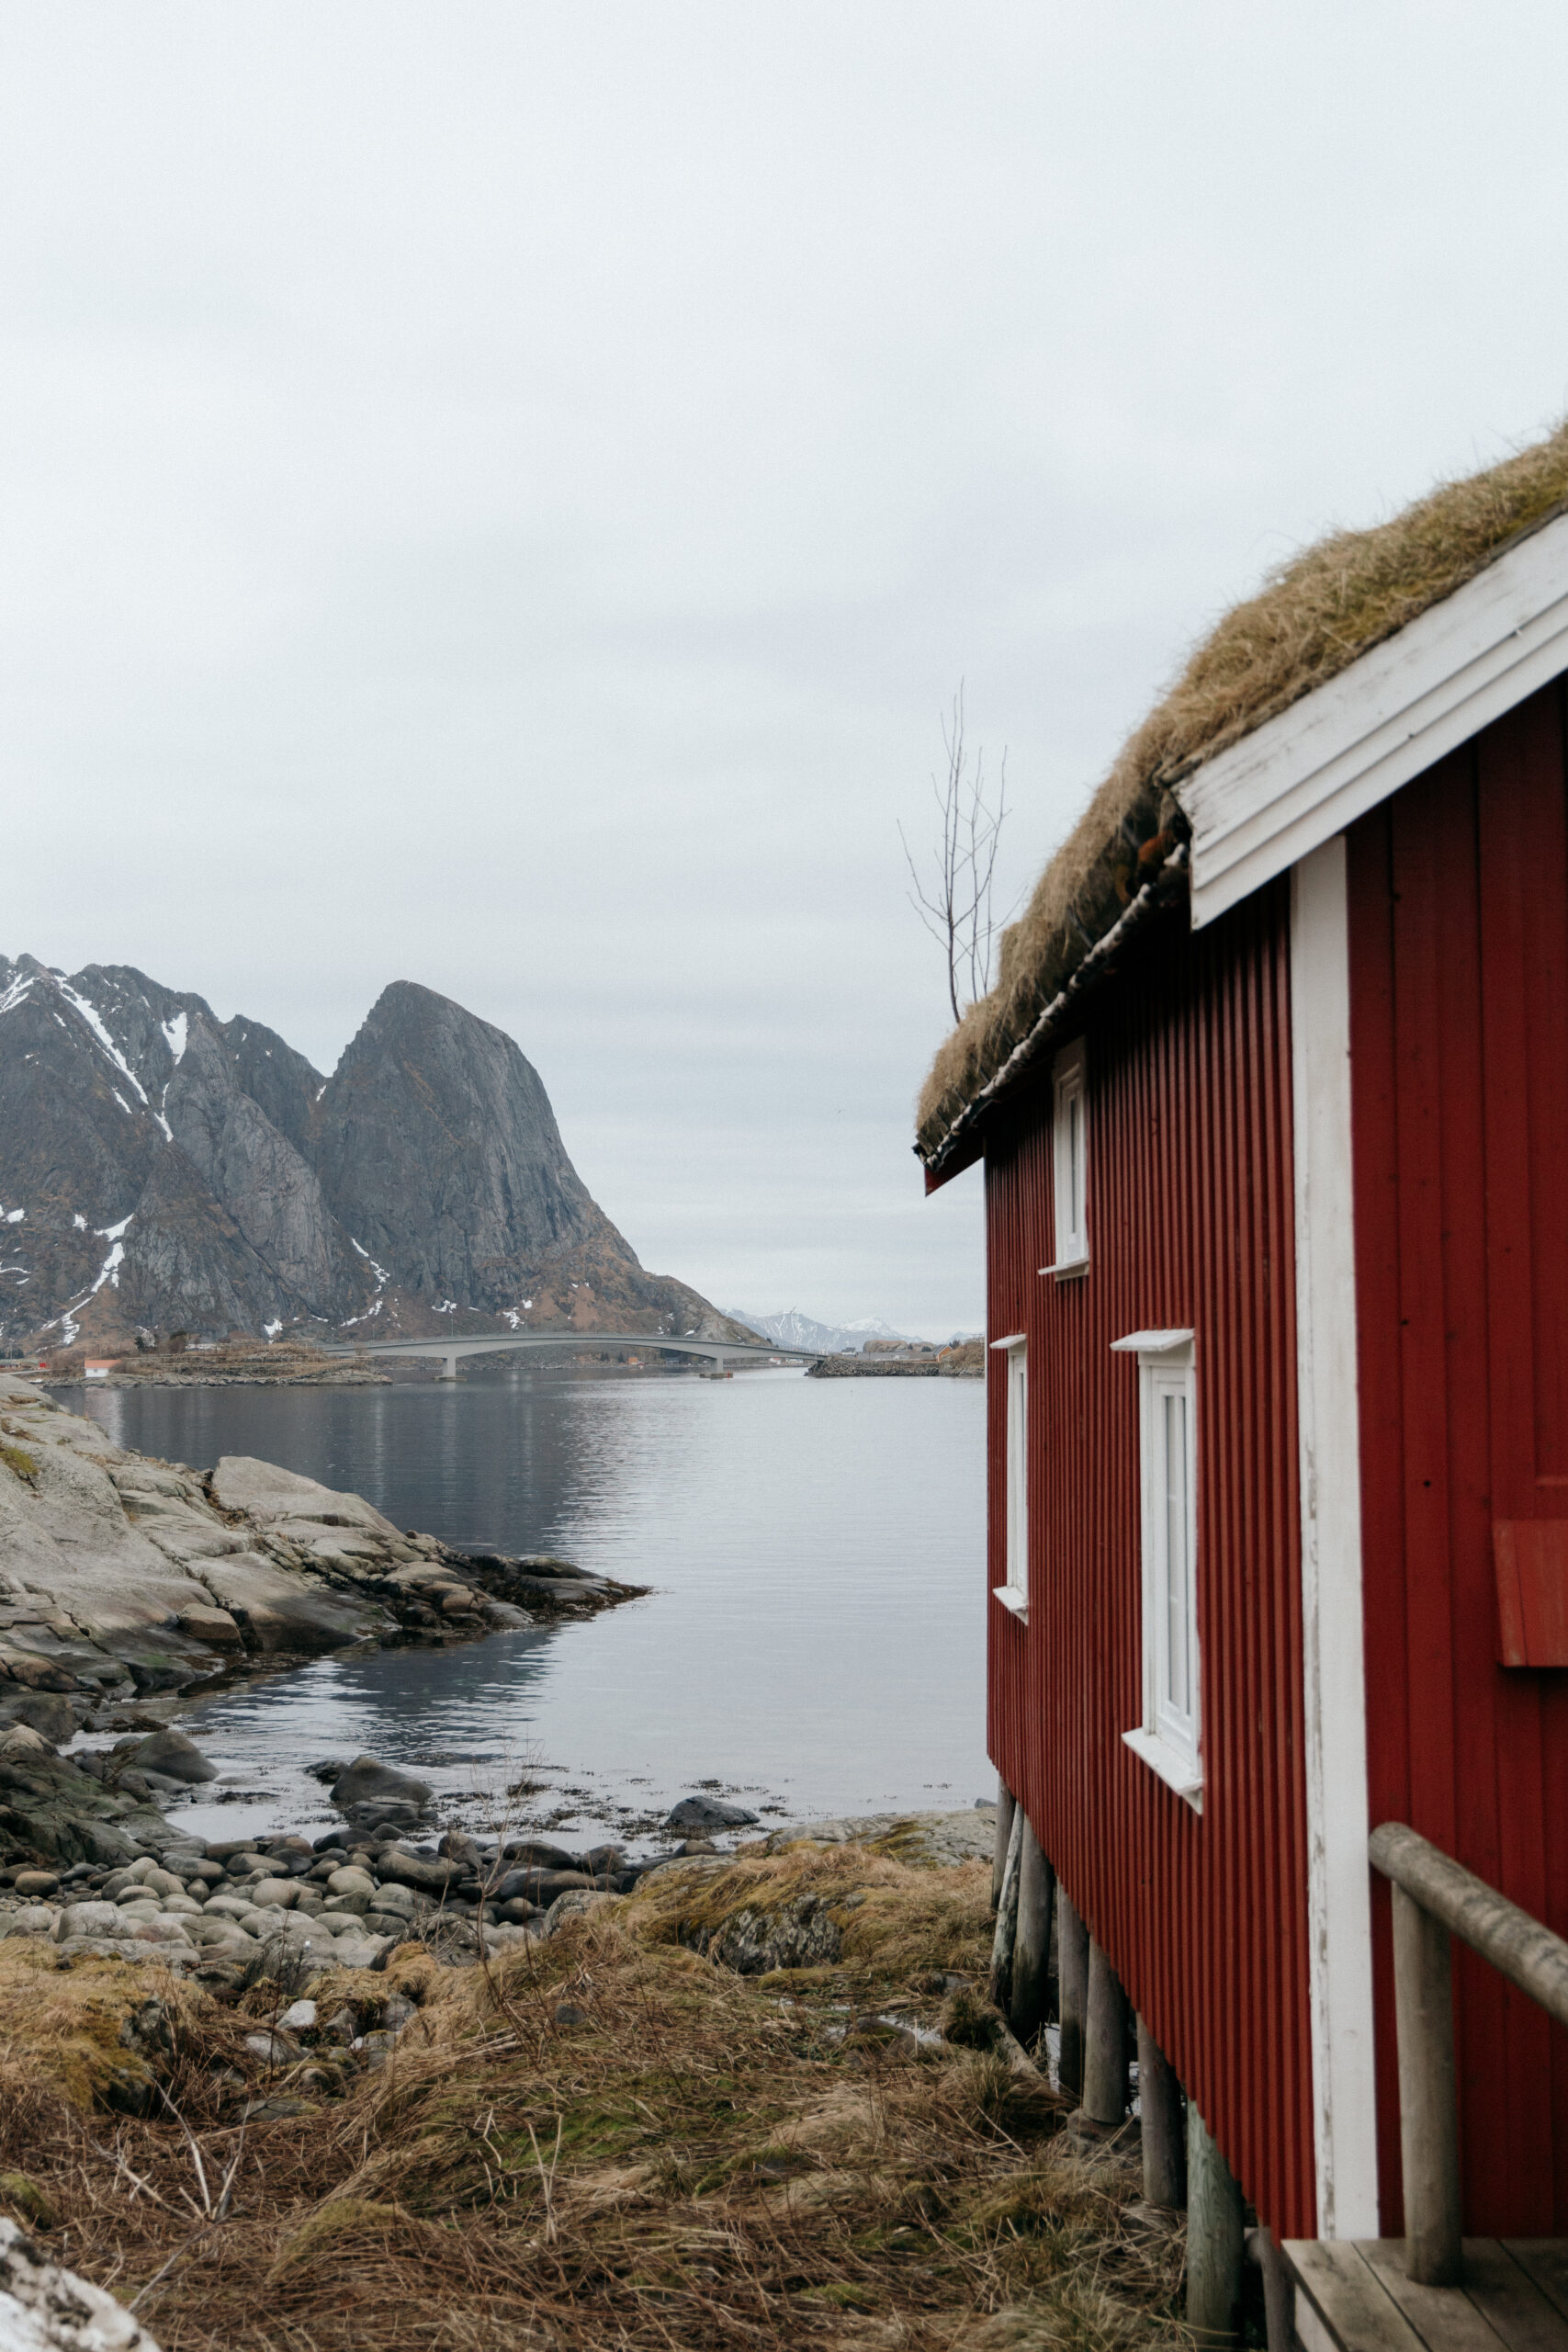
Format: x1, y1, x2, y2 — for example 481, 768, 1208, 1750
72, 1367, 987, 1847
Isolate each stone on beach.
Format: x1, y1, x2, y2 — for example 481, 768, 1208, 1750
329, 1755, 434, 1814
665, 1794, 761, 1830
122, 1726, 218, 1784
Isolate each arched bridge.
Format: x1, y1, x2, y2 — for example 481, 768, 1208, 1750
319, 1330, 816, 1381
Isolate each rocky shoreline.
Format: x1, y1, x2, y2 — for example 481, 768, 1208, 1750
0, 1799, 1165, 2352
0, 1714, 779, 1988
807, 1340, 983, 1378
0, 1372, 644, 1884
0, 1372, 638, 1701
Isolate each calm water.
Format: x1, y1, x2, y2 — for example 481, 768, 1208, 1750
69, 1368, 987, 1850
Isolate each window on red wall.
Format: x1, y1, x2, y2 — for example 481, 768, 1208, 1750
989, 1333, 1029, 1619
1051, 1038, 1089, 1275
1112, 1329, 1201, 1806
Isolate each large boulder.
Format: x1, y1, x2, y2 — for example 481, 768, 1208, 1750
709, 1893, 841, 1975
665, 1794, 760, 1831
124, 1727, 217, 1785
374, 1849, 461, 1896
329, 1756, 433, 1815
0, 1692, 77, 1746
0, 2215, 163, 2348
209, 1458, 400, 1539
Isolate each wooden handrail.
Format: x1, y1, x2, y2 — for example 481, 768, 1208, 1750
1369, 1822, 1568, 2290
1371, 1822, 1568, 2026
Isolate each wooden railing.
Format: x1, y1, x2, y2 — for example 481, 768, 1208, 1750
1369, 1822, 1568, 2287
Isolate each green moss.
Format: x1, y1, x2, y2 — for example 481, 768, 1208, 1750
0, 1442, 39, 1488
0, 2172, 57, 2230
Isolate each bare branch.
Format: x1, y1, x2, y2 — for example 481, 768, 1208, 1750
900, 685, 1012, 1023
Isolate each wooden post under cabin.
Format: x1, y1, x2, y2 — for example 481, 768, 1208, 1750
1010, 1818, 1054, 2048
1135, 2018, 1185, 2208
1253, 2228, 1292, 2352
1082, 1937, 1129, 2126
1390, 1880, 1463, 2285
991, 1778, 1016, 1914
989, 1804, 1022, 2013
1186, 2104, 1244, 2343
1056, 1886, 1089, 2101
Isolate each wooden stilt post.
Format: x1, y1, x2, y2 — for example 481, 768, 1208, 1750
1135, 2018, 1185, 2207
991, 1777, 1016, 1915
1255, 2227, 1292, 2352
1010, 1818, 1054, 2048
1082, 1938, 1129, 2125
1186, 2104, 1244, 2342
988, 1804, 1022, 2013
1389, 1882, 1462, 2286
1056, 1886, 1089, 2100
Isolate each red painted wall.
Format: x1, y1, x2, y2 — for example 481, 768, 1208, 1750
984, 880, 1314, 2239
1348, 676, 1568, 2233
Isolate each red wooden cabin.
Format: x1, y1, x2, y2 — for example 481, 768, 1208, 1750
918, 437, 1568, 2282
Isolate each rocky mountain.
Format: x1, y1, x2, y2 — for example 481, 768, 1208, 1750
0, 956, 747, 1352
728, 1308, 931, 1355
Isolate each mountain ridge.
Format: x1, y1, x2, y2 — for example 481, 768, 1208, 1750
0, 956, 749, 1353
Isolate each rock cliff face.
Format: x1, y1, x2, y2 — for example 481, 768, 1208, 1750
0, 956, 744, 1349
312, 981, 605, 1306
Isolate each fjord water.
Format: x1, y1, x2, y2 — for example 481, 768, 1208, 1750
73, 1368, 987, 1849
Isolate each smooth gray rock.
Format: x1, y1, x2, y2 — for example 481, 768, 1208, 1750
124, 1726, 217, 1785
665, 1795, 760, 1830
374, 1849, 460, 1896
330, 1756, 433, 1815
0, 1692, 77, 1746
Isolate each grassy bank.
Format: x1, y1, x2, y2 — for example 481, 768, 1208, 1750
0, 1840, 1188, 2350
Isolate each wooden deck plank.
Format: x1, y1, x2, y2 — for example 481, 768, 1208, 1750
1360, 2241, 1509, 2352
1459, 2242, 1568, 2352
1285, 2241, 1432, 2352
1503, 2248, 1568, 2328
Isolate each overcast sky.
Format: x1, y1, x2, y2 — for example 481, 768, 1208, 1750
5, 5, 1567, 1336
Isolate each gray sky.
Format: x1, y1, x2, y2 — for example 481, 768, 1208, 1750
6, 5, 1566, 1336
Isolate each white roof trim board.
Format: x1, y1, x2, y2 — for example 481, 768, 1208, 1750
1182, 510, 1568, 929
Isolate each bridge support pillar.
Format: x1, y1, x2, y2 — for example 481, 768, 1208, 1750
438, 1353, 458, 1382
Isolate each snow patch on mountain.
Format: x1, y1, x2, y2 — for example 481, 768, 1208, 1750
729, 1307, 934, 1355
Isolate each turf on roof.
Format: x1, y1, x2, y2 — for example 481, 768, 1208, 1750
917, 419, 1568, 1168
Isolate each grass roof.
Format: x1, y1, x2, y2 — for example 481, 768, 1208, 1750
917, 420, 1568, 1166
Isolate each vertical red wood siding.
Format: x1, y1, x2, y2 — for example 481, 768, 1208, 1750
1348, 676, 1568, 2233
984, 879, 1314, 2239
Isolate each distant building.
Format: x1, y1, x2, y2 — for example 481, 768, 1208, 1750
919, 429, 1568, 2270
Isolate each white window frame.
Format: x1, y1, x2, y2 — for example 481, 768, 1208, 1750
1042, 1037, 1089, 1278
989, 1333, 1029, 1619
1112, 1329, 1201, 1808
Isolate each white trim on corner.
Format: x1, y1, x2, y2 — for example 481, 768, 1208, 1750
1291, 836, 1379, 2238
1185, 511, 1568, 929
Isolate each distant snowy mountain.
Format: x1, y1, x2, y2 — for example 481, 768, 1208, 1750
728, 1307, 930, 1355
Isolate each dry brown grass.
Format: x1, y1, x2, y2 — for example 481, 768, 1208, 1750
917, 420, 1568, 1161
0, 1851, 1190, 2351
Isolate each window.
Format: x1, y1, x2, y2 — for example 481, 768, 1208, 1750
1112, 1329, 1201, 1805
989, 1333, 1029, 1617
1049, 1039, 1089, 1275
